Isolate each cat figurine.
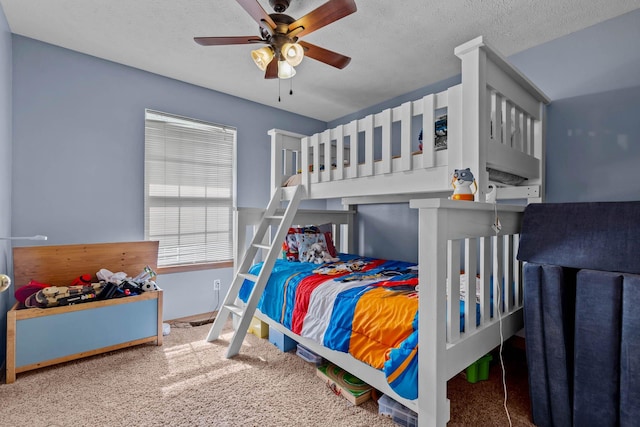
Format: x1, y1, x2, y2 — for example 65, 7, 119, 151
450, 168, 477, 201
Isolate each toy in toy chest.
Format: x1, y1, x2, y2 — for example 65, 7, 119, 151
316, 363, 372, 405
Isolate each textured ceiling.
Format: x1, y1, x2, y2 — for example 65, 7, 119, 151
1, 0, 639, 122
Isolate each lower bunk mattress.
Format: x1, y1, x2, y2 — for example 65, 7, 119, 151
239, 254, 483, 400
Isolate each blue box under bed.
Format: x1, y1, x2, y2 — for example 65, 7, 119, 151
268, 325, 297, 352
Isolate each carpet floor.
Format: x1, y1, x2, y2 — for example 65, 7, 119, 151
0, 322, 535, 426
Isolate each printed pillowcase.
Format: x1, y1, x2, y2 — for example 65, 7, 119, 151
282, 223, 337, 262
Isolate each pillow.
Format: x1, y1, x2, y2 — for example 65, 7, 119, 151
316, 223, 338, 258
282, 223, 337, 261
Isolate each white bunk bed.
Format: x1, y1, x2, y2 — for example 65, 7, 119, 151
209, 36, 548, 426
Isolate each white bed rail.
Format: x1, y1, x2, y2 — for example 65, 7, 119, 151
301, 88, 454, 195
411, 198, 525, 426
269, 36, 549, 203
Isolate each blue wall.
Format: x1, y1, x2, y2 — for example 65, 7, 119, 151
331, 9, 640, 263
509, 9, 640, 202
0, 3, 12, 364
7, 8, 640, 314
10, 35, 326, 319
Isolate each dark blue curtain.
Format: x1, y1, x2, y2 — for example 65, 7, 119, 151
518, 202, 640, 427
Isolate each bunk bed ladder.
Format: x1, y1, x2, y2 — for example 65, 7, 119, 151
206, 185, 305, 358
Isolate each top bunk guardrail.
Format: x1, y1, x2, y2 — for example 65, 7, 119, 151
270, 36, 551, 204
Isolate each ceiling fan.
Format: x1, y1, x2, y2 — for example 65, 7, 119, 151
194, 0, 357, 79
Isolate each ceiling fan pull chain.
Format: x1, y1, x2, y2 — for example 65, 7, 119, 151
290, 78, 293, 96
278, 78, 281, 102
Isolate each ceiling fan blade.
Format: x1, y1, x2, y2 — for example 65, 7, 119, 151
236, 0, 277, 32
288, 0, 357, 38
194, 36, 265, 46
264, 58, 278, 79
299, 41, 351, 69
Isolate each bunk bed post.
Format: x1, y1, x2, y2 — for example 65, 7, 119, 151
268, 129, 305, 196
417, 205, 450, 426
446, 84, 464, 182
343, 204, 356, 254
531, 106, 546, 203
455, 37, 490, 203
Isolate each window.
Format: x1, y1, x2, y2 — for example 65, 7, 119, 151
144, 109, 236, 268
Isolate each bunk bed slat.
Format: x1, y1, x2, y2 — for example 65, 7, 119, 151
503, 99, 513, 147
503, 235, 513, 312
363, 114, 374, 176
322, 129, 331, 183
464, 238, 478, 334
447, 240, 461, 343
491, 92, 502, 143
422, 94, 436, 169
301, 136, 310, 188
522, 113, 530, 155
380, 108, 392, 174
513, 234, 522, 307
333, 125, 344, 180
347, 119, 358, 179
493, 234, 504, 318
400, 101, 413, 172
479, 236, 492, 326
311, 133, 320, 184
514, 108, 523, 151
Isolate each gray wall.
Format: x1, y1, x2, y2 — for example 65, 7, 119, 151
331, 9, 640, 263
0, 3, 12, 362
10, 35, 327, 320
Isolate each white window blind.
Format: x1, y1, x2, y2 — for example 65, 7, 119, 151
144, 109, 236, 267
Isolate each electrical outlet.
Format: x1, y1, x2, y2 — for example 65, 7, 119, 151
213, 279, 221, 291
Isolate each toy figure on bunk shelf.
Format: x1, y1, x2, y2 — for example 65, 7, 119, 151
450, 168, 477, 201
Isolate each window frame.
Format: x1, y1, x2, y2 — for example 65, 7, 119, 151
144, 109, 237, 271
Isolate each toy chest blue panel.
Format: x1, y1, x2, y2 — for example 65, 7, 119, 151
268, 325, 297, 352
15, 298, 158, 368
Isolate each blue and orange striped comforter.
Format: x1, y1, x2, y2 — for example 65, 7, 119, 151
239, 254, 421, 399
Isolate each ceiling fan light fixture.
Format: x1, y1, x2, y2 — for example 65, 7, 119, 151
277, 60, 296, 79
251, 46, 274, 71
282, 42, 304, 67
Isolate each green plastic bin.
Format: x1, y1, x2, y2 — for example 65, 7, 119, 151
466, 353, 492, 383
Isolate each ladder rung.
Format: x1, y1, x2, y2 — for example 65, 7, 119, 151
253, 243, 271, 250
238, 272, 259, 282
223, 304, 245, 317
